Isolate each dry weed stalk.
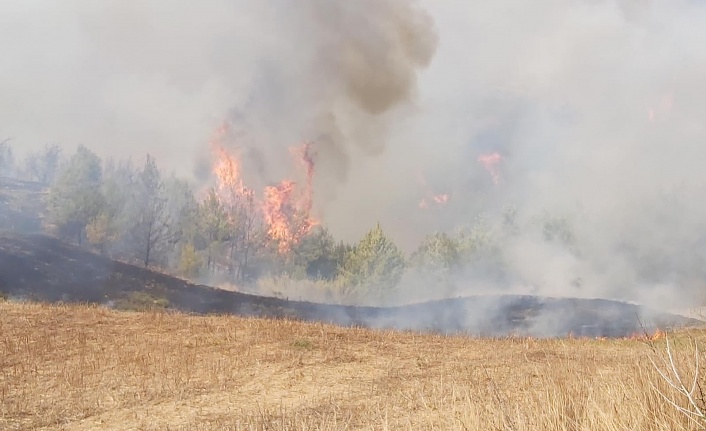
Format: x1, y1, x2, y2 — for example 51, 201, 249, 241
650, 334, 706, 429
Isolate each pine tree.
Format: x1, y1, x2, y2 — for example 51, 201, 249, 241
197, 188, 229, 272
47, 146, 105, 244
340, 223, 406, 300
128, 155, 171, 267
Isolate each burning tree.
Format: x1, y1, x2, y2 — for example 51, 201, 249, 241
207, 124, 320, 280
262, 143, 318, 255
478, 151, 502, 184
209, 126, 264, 282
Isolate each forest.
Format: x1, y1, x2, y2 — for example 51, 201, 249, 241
0, 139, 580, 305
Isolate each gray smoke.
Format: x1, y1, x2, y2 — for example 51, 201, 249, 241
223, 0, 437, 200
2, 1, 706, 314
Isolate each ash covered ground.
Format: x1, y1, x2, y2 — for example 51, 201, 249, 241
0, 232, 699, 338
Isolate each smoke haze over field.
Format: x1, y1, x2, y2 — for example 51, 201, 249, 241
2, 1, 706, 309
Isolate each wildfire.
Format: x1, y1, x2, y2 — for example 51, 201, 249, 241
418, 194, 450, 209
291, 143, 316, 217
478, 151, 502, 184
416, 170, 450, 210
209, 122, 254, 207
262, 143, 318, 254
208, 124, 318, 255
624, 329, 666, 342
262, 181, 317, 254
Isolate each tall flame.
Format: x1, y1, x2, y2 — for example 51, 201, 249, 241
291, 142, 315, 217
262, 143, 318, 254
478, 152, 502, 184
209, 122, 254, 207
207, 121, 319, 255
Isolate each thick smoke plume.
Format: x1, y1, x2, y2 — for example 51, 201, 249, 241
223, 0, 437, 204
2, 1, 706, 316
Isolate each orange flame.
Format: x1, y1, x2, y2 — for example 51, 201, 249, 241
262, 181, 317, 254
623, 330, 666, 342
209, 122, 254, 207
416, 170, 450, 210
291, 143, 316, 217
262, 143, 318, 254
207, 123, 317, 255
478, 152, 502, 184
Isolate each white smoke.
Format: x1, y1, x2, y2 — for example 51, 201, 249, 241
1, 0, 706, 310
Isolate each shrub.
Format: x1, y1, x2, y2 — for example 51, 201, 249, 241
113, 291, 170, 312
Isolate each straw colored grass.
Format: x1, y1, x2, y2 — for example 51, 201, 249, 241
1, 301, 704, 430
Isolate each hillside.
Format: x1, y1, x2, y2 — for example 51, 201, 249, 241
0, 232, 700, 338
1, 301, 704, 431
0, 177, 46, 233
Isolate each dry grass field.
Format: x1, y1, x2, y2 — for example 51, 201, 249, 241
2, 301, 705, 431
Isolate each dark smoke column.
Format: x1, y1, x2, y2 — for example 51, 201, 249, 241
230, 0, 438, 202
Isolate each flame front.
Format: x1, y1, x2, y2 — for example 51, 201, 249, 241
478, 152, 502, 184
208, 126, 318, 255
210, 122, 255, 208
263, 143, 318, 254
416, 170, 450, 210
262, 181, 316, 254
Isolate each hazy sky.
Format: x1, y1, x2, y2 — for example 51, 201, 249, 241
2, 0, 706, 307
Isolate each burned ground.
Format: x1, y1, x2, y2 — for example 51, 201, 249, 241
0, 177, 46, 234
0, 232, 700, 338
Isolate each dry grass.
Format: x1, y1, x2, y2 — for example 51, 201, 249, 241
1, 301, 705, 430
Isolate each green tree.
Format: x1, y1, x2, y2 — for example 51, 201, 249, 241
178, 243, 203, 279
100, 158, 136, 255
86, 211, 117, 254
197, 188, 230, 272
340, 223, 406, 300
408, 232, 461, 295
541, 213, 575, 248
47, 146, 105, 244
128, 155, 171, 267
24, 144, 62, 185
411, 232, 460, 271
292, 226, 340, 280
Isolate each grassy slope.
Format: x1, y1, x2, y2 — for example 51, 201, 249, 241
1, 301, 705, 431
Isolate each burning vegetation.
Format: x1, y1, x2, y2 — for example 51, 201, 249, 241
478, 152, 502, 184
209, 123, 318, 256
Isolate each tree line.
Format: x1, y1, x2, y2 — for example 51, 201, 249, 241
0, 143, 579, 303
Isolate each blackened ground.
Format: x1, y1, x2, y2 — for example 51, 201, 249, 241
0, 232, 700, 338
0, 177, 47, 233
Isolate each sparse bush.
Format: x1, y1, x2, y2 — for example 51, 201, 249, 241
113, 291, 170, 312
650, 334, 706, 428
